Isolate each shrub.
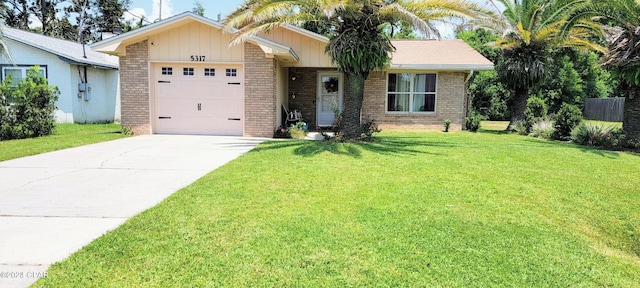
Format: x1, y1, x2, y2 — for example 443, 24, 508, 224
289, 122, 307, 139
525, 96, 548, 130
360, 117, 381, 141
273, 125, 291, 138
530, 119, 555, 139
444, 119, 451, 132
511, 120, 529, 136
465, 113, 483, 132
571, 123, 626, 148
0, 66, 59, 140
552, 103, 582, 140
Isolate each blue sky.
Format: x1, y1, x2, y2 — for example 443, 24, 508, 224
127, 0, 500, 38
127, 0, 245, 23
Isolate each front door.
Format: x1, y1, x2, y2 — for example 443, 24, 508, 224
317, 72, 343, 126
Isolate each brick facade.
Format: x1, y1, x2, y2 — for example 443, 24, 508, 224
288, 70, 468, 131
119, 40, 150, 135
362, 71, 467, 131
119, 41, 468, 137
287, 68, 339, 129
244, 43, 277, 137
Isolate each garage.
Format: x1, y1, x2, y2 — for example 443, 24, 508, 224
152, 63, 243, 135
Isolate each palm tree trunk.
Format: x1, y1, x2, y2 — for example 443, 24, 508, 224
507, 86, 528, 130
342, 73, 365, 139
623, 89, 640, 140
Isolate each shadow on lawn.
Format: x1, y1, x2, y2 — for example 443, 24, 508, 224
296, 137, 453, 158
249, 137, 453, 158
521, 139, 630, 159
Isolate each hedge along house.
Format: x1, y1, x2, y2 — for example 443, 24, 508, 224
91, 12, 493, 137
2, 27, 120, 123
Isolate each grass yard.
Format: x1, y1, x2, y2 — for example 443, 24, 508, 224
35, 128, 640, 287
0, 123, 126, 162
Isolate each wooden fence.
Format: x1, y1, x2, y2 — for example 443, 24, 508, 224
583, 97, 625, 122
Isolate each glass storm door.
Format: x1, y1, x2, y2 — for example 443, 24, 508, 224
317, 72, 343, 126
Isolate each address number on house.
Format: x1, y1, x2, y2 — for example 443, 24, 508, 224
190, 55, 206, 62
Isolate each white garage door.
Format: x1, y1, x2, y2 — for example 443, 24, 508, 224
153, 64, 243, 135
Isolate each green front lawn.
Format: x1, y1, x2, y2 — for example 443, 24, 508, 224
36, 129, 640, 287
0, 123, 126, 162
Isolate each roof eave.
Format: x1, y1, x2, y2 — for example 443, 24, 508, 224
57, 56, 118, 70
248, 37, 299, 63
387, 64, 494, 71
281, 24, 330, 43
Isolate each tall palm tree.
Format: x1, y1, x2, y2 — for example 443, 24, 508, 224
565, 0, 640, 139
225, 0, 491, 139
475, 0, 603, 130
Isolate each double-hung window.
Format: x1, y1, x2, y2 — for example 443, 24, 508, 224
387, 73, 437, 113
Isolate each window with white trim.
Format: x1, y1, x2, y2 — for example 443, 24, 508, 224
2, 66, 47, 86
183, 67, 194, 76
387, 73, 436, 113
204, 68, 215, 76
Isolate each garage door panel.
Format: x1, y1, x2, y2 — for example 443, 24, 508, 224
153, 64, 244, 136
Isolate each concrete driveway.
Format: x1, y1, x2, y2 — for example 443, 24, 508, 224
0, 135, 264, 287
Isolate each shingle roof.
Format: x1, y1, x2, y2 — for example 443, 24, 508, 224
389, 39, 493, 71
3, 27, 119, 69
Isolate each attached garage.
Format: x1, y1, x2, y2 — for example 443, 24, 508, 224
152, 63, 243, 135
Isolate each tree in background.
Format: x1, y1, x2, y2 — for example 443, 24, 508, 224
94, 0, 130, 35
565, 0, 640, 139
226, 0, 491, 139
459, 26, 615, 120
1, 0, 31, 30
30, 0, 63, 36
192, 1, 204, 17
0, 0, 131, 43
473, 0, 604, 130
457, 28, 511, 120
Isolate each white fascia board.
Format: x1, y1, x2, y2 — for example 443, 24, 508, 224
388, 64, 494, 71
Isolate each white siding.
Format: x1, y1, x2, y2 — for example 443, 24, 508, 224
1, 39, 119, 123
148, 22, 244, 63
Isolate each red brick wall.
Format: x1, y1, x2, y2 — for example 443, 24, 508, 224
244, 43, 277, 137
362, 71, 467, 131
119, 40, 150, 135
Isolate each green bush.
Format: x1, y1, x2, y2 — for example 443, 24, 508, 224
0, 66, 59, 140
525, 96, 548, 131
443, 119, 451, 132
552, 103, 582, 140
511, 120, 529, 136
572, 123, 627, 148
289, 122, 307, 139
530, 119, 555, 139
360, 117, 381, 141
465, 113, 483, 132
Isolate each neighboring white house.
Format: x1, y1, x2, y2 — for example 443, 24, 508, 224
1, 27, 120, 123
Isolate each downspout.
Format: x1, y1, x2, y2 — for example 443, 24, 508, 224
464, 70, 474, 129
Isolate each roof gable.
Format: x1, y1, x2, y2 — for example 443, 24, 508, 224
3, 27, 118, 69
91, 12, 298, 62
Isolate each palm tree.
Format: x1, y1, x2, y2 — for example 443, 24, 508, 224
225, 0, 491, 139
475, 0, 603, 130
565, 0, 640, 139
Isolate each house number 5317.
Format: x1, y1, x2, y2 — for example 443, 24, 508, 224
190, 55, 206, 62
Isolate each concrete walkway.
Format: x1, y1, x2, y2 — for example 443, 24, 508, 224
0, 135, 264, 287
